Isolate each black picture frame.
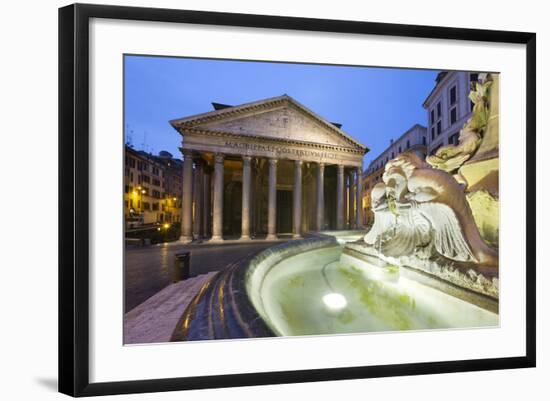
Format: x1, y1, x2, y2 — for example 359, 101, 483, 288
59, 3, 536, 397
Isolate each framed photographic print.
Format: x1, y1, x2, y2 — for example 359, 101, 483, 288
58, 3, 536, 397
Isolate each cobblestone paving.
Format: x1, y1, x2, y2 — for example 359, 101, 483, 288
124, 240, 285, 312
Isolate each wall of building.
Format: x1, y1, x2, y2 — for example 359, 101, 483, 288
361, 71, 479, 225
365, 124, 428, 175
124, 147, 182, 226
362, 124, 428, 225
155, 154, 183, 225
424, 71, 478, 154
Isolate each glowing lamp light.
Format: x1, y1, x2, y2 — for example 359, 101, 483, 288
322, 293, 347, 311
163, 223, 170, 229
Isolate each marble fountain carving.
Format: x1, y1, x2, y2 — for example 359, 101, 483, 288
363, 152, 498, 267
347, 73, 500, 302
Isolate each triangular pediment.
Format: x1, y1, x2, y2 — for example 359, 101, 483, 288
170, 95, 367, 152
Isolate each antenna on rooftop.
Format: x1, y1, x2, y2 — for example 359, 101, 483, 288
141, 130, 148, 153
125, 123, 134, 148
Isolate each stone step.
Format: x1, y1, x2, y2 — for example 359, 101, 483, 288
124, 272, 217, 345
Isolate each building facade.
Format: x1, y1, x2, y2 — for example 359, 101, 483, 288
152, 151, 183, 225
170, 95, 369, 242
423, 71, 479, 155
124, 147, 182, 226
362, 124, 427, 225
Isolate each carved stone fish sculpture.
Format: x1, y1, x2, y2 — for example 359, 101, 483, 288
364, 153, 498, 267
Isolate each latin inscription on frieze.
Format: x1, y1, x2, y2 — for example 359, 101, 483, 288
223, 140, 347, 161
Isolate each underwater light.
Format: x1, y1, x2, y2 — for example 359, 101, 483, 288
322, 293, 347, 311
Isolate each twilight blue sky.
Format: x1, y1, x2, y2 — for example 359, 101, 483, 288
124, 55, 439, 167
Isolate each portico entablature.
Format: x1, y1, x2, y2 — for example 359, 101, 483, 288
180, 128, 364, 167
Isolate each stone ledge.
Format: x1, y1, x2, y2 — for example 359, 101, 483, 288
124, 272, 217, 345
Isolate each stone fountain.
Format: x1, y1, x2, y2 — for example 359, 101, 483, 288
345, 73, 500, 307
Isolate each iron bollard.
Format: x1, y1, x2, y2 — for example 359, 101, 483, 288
173, 252, 191, 282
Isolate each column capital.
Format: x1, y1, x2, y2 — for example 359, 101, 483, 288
294, 159, 303, 166
214, 153, 225, 163
181, 148, 193, 158
268, 158, 278, 166
242, 155, 252, 164
337, 164, 345, 172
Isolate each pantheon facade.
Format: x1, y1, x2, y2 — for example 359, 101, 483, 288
170, 95, 368, 242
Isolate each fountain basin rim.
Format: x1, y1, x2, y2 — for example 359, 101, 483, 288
343, 245, 499, 314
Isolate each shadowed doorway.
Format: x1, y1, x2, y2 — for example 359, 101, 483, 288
276, 190, 293, 234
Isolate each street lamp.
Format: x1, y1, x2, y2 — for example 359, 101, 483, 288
134, 186, 145, 215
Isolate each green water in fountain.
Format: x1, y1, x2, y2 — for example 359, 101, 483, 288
258, 246, 498, 336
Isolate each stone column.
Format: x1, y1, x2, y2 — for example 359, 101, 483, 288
266, 158, 278, 240
202, 169, 211, 238
253, 166, 262, 238
356, 166, 363, 228
293, 160, 303, 238
240, 156, 252, 240
336, 164, 345, 230
193, 160, 204, 238
180, 149, 194, 243
348, 170, 355, 229
316, 162, 325, 231
343, 171, 349, 231
211, 153, 224, 242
